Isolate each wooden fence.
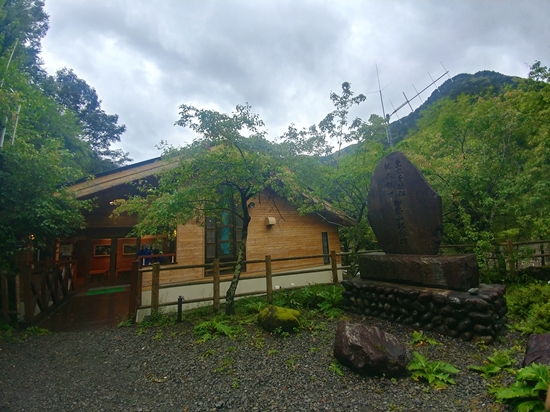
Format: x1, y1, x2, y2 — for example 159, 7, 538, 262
24, 259, 77, 325
128, 250, 346, 319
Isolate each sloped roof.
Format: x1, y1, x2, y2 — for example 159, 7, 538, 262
67, 157, 355, 226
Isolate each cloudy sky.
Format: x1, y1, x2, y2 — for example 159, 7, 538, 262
41, 0, 550, 163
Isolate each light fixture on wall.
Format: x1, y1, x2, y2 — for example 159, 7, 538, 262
265, 217, 276, 227
248, 202, 256, 209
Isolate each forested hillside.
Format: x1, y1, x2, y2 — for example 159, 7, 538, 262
0, 0, 128, 269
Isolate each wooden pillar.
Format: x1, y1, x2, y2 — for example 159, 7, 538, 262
21, 265, 33, 325
330, 250, 339, 285
265, 255, 272, 304
83, 236, 92, 289
151, 262, 160, 314
128, 260, 140, 319
109, 237, 118, 285
213, 259, 220, 312
1, 273, 8, 322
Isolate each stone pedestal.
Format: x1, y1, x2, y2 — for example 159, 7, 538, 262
359, 253, 479, 292
341, 278, 507, 343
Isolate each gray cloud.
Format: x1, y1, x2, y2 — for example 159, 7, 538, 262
41, 0, 550, 162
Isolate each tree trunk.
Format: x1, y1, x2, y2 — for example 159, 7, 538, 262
225, 211, 250, 315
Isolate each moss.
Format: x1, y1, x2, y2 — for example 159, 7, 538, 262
258, 306, 301, 333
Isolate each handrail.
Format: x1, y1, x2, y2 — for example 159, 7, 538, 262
128, 250, 346, 319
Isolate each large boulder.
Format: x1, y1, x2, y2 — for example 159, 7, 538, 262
523, 332, 550, 367
257, 306, 301, 333
333, 321, 408, 378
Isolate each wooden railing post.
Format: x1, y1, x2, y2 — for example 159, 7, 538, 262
128, 260, 140, 319
151, 262, 160, 314
1, 273, 9, 323
265, 255, 273, 304
213, 259, 220, 312
330, 250, 339, 285
506, 239, 515, 280
21, 265, 33, 325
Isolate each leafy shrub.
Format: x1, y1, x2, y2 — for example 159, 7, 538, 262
494, 363, 550, 411
410, 330, 440, 346
507, 282, 550, 334
468, 350, 516, 378
408, 351, 459, 390
193, 318, 243, 342
272, 284, 343, 317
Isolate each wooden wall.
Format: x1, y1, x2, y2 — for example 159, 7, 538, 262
148, 193, 342, 287
245, 194, 341, 274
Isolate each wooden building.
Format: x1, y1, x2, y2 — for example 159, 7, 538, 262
65, 157, 353, 290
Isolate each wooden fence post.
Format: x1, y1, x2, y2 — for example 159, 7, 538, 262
330, 250, 339, 285
265, 255, 272, 304
1, 273, 8, 322
21, 265, 33, 325
128, 260, 140, 319
506, 239, 515, 280
151, 262, 160, 314
213, 259, 220, 312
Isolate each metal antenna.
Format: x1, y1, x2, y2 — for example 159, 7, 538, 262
412, 84, 424, 104
428, 71, 441, 93
441, 62, 452, 82
389, 100, 401, 122
376, 64, 387, 120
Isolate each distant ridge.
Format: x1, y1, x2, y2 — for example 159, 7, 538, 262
387, 70, 520, 145
325, 70, 520, 161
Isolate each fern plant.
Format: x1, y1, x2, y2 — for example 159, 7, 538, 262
408, 351, 459, 390
410, 330, 440, 346
494, 363, 550, 412
193, 319, 242, 342
468, 350, 516, 378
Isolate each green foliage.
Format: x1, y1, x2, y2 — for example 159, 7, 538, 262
494, 363, 550, 412
329, 361, 344, 377
140, 310, 177, 328
24, 326, 49, 337
398, 77, 550, 262
0, 320, 15, 342
193, 318, 243, 342
507, 282, 550, 334
468, 350, 516, 378
272, 284, 344, 318
410, 330, 440, 346
408, 351, 459, 390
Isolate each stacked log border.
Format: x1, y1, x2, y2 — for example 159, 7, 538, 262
341, 278, 507, 344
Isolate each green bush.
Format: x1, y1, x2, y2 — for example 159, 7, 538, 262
507, 282, 550, 334
494, 363, 550, 412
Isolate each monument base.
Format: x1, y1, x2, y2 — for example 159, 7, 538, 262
341, 278, 507, 343
359, 253, 479, 291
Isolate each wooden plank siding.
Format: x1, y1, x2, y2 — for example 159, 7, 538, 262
141, 192, 342, 289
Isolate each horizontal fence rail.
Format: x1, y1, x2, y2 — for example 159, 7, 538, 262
129, 250, 349, 318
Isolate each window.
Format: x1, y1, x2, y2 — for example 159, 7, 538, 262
205, 212, 244, 275
322, 232, 329, 264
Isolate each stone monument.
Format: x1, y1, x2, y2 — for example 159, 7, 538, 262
341, 152, 507, 343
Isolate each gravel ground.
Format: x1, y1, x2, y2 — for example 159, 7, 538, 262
0, 311, 524, 412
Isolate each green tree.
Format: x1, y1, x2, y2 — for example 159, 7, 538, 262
0, 0, 49, 78
115, 104, 301, 315
318, 81, 366, 156
398, 81, 550, 266
0, 139, 89, 270
47, 68, 130, 169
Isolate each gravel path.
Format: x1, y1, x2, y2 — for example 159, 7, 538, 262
0, 312, 522, 412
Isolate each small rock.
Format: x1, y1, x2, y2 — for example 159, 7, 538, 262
468, 288, 479, 295
333, 321, 408, 378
